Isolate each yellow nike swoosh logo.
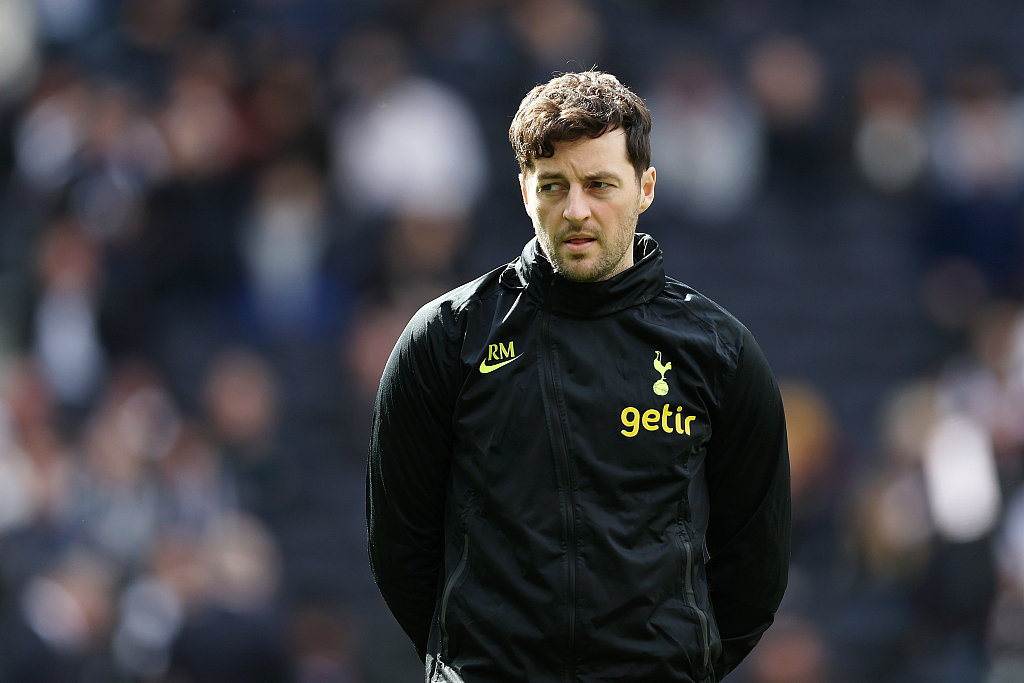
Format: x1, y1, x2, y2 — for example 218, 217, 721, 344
479, 355, 520, 374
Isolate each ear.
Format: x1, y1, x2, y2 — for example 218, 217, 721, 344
519, 173, 529, 208
638, 166, 656, 214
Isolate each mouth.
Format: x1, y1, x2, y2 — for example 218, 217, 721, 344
562, 235, 597, 254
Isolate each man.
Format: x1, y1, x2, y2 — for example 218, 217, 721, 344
367, 71, 790, 683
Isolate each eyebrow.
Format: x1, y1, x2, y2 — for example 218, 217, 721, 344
534, 170, 623, 183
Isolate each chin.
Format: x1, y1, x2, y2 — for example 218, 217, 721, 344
556, 261, 606, 283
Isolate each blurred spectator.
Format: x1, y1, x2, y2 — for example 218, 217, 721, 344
346, 292, 425, 402
781, 381, 839, 511
239, 156, 345, 339
747, 616, 828, 683
412, 0, 523, 131
203, 347, 299, 520
841, 369, 999, 682
852, 51, 928, 195
33, 0, 98, 46
747, 34, 825, 132
383, 212, 469, 293
0, 386, 37, 530
509, 0, 604, 77
155, 421, 236, 535
0, 0, 39, 103
935, 301, 1024, 485
929, 57, 1024, 201
923, 56, 1024, 323
745, 34, 835, 197
70, 80, 165, 244
290, 600, 362, 683
993, 488, 1024, 680
73, 361, 177, 567
167, 512, 291, 683
113, 0, 196, 102
119, 0, 193, 53
33, 216, 106, 410
779, 380, 848, 592
112, 566, 185, 679
330, 28, 488, 222
157, 35, 245, 182
922, 413, 1001, 542
863, 381, 942, 580
14, 63, 91, 193
242, 51, 328, 167
0, 358, 78, 589
0, 546, 118, 683
649, 50, 764, 224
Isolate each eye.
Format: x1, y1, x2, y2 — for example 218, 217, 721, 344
539, 183, 563, 193
591, 181, 611, 189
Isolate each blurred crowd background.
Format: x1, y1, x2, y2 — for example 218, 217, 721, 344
0, 0, 1023, 681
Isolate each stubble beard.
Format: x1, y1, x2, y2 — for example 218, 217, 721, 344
537, 196, 642, 283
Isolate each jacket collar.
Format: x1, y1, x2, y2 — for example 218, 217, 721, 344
501, 233, 665, 317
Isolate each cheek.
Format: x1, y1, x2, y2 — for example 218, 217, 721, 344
532, 203, 557, 228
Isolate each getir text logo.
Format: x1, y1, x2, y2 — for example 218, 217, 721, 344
621, 404, 696, 437
479, 341, 519, 374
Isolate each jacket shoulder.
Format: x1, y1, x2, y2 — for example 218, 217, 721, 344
444, 264, 509, 318
659, 277, 751, 362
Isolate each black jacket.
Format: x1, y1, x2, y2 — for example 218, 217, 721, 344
368, 234, 791, 683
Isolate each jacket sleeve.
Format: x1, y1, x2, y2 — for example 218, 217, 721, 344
704, 326, 791, 681
367, 302, 463, 661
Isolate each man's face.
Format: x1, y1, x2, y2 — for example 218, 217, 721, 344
520, 128, 656, 283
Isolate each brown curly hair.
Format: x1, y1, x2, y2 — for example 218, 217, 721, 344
509, 71, 652, 179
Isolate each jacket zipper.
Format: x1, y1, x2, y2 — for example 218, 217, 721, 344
440, 534, 469, 661
682, 540, 711, 670
539, 309, 577, 683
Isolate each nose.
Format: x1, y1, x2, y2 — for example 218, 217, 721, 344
563, 185, 591, 226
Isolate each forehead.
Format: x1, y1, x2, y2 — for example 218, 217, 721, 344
529, 128, 632, 178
